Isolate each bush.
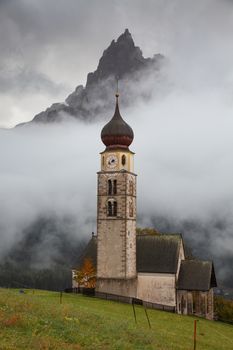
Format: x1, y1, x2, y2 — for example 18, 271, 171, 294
214, 296, 233, 324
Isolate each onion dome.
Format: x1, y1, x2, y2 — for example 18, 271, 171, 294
101, 94, 134, 149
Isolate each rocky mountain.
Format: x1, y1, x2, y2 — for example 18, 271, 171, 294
19, 29, 163, 125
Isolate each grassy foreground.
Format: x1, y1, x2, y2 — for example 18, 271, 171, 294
0, 289, 232, 350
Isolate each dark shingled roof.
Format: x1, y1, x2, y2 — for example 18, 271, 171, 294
177, 260, 217, 291
136, 234, 182, 273
78, 234, 182, 273
76, 235, 97, 268
76, 235, 218, 292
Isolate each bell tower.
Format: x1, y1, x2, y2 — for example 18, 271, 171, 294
96, 93, 137, 298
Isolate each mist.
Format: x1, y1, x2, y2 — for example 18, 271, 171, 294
1, 80, 233, 284
1, 0, 233, 286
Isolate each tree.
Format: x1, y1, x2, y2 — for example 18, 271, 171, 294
136, 227, 160, 235
74, 258, 96, 288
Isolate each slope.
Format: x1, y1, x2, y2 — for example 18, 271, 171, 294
0, 288, 232, 350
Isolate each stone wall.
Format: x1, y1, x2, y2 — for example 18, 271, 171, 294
97, 171, 137, 280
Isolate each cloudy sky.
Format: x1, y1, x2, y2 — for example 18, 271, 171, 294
1, 0, 233, 127
1, 0, 233, 284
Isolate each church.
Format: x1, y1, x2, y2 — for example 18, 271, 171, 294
73, 93, 217, 320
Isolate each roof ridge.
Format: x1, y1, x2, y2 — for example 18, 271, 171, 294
182, 259, 212, 264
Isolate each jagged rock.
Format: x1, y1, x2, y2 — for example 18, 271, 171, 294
24, 29, 164, 125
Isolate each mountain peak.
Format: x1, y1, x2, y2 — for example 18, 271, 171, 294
86, 29, 144, 85
117, 28, 133, 42
26, 29, 163, 125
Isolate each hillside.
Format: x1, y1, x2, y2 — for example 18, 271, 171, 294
0, 289, 232, 350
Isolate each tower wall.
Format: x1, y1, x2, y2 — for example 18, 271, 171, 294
96, 166, 137, 297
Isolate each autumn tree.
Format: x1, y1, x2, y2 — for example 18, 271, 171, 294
74, 258, 96, 288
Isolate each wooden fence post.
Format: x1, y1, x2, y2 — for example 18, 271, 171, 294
144, 306, 151, 329
194, 319, 198, 350
132, 300, 137, 325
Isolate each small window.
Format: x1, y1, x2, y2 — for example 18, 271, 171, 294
113, 201, 117, 216
113, 180, 117, 195
107, 200, 117, 217
102, 156, 105, 166
107, 201, 112, 216
108, 180, 112, 195
122, 155, 126, 166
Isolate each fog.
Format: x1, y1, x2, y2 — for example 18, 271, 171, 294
1, 0, 233, 285
1, 83, 233, 282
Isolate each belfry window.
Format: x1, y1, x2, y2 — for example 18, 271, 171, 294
108, 201, 112, 216
113, 201, 117, 216
107, 200, 117, 217
122, 155, 126, 166
113, 180, 117, 195
108, 180, 112, 195
108, 179, 117, 195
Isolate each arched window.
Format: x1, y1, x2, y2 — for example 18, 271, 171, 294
113, 180, 117, 195
108, 180, 112, 195
108, 179, 117, 195
107, 200, 117, 217
122, 155, 126, 166
113, 201, 117, 216
107, 201, 112, 216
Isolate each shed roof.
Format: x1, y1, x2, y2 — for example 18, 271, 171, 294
136, 234, 182, 273
177, 260, 217, 291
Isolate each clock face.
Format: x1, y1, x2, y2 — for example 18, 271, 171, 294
106, 154, 118, 169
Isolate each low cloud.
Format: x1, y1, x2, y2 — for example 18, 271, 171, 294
1, 74, 233, 285
1, 0, 233, 286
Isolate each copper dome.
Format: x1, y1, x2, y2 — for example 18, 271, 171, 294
101, 94, 134, 149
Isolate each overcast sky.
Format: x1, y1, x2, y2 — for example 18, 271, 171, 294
1, 0, 233, 127
1, 0, 233, 283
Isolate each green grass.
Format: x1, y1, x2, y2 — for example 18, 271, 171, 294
0, 288, 232, 350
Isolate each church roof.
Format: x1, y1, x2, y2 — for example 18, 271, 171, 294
75, 235, 97, 268
136, 234, 182, 273
76, 233, 182, 274
177, 260, 217, 291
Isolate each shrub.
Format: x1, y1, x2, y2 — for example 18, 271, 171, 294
214, 296, 233, 324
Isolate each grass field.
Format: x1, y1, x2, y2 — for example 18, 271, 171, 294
0, 288, 232, 350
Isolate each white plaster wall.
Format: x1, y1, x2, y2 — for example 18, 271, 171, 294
137, 273, 176, 307
71, 270, 79, 288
